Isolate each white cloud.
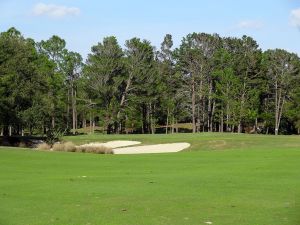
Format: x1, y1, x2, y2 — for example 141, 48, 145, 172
237, 20, 264, 30
290, 8, 300, 29
32, 3, 80, 18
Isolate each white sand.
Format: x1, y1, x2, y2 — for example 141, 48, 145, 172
79, 140, 141, 149
78, 140, 190, 155
113, 143, 190, 154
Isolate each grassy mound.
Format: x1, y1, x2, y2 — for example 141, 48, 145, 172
0, 133, 299, 225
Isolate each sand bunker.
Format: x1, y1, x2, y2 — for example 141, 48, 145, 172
79, 140, 141, 149
78, 140, 190, 154
113, 143, 190, 154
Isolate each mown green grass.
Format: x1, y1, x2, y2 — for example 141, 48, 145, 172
0, 133, 300, 225
64, 132, 300, 151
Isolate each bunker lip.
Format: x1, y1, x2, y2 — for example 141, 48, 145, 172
79, 140, 141, 149
113, 143, 190, 154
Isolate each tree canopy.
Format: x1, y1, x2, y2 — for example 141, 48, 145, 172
0, 27, 299, 136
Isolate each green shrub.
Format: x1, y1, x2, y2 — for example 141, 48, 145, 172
46, 128, 66, 145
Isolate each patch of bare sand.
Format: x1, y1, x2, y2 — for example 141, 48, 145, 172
113, 143, 190, 154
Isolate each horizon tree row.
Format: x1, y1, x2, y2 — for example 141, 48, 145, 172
0, 27, 299, 136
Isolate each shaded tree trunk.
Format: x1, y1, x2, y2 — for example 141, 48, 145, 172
166, 107, 169, 134
51, 115, 55, 129
191, 77, 196, 133
207, 80, 213, 132
171, 116, 174, 134
150, 103, 155, 134
220, 111, 224, 132
226, 102, 230, 132
67, 88, 70, 129
117, 72, 133, 130
238, 78, 247, 134
71, 82, 76, 135
274, 81, 286, 136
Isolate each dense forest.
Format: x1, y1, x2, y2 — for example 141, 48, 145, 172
0, 27, 299, 136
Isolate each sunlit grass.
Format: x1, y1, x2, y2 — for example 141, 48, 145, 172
0, 133, 299, 225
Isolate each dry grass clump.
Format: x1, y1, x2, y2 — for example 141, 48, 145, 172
52, 143, 65, 151
37, 143, 51, 151
52, 142, 76, 152
63, 142, 76, 152
38, 141, 113, 154
76, 145, 113, 154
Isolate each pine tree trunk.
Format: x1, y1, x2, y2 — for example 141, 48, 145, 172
255, 118, 258, 133
150, 103, 155, 134
117, 72, 133, 125
198, 80, 203, 133
210, 99, 215, 132
51, 116, 55, 129
67, 88, 70, 129
238, 123, 242, 133
72, 82, 76, 135
191, 78, 196, 133
196, 106, 200, 132
141, 107, 144, 134
207, 80, 213, 132
275, 81, 279, 135
238, 81, 246, 134
83, 118, 86, 129
220, 111, 224, 133
166, 107, 169, 134
90, 112, 92, 134
226, 102, 230, 132
171, 117, 175, 134
202, 99, 205, 132
75, 90, 77, 130
147, 104, 150, 134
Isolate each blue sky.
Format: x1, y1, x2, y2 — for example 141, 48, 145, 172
1, 0, 300, 59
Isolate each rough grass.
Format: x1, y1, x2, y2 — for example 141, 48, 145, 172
52, 142, 76, 152
51, 142, 113, 154
0, 133, 300, 225
76, 145, 113, 154
52, 142, 65, 151
36, 143, 51, 151
63, 142, 76, 152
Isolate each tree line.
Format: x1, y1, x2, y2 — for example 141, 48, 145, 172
0, 27, 299, 136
